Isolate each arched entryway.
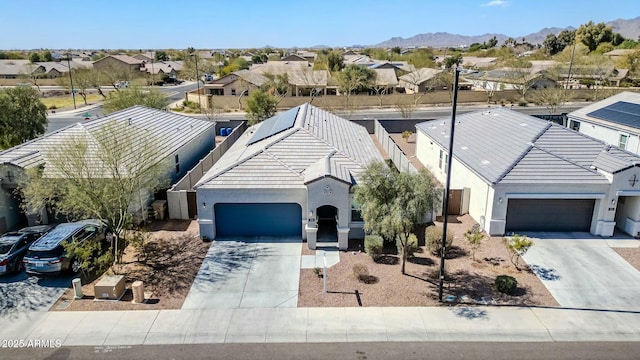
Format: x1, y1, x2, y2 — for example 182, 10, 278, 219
316, 205, 338, 242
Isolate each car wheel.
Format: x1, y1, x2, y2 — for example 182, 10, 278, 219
70, 258, 82, 274
15, 260, 24, 273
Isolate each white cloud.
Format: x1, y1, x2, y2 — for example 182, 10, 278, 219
481, 0, 509, 7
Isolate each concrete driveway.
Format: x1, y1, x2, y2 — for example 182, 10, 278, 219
182, 238, 301, 309
0, 271, 75, 317
522, 232, 640, 310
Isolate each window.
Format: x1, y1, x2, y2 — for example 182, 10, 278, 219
619, 134, 629, 150
174, 154, 180, 174
569, 120, 581, 132
231, 89, 236, 96
439, 150, 448, 172
351, 200, 363, 222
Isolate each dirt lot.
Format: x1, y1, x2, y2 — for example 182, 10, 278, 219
51, 220, 211, 311
298, 214, 559, 307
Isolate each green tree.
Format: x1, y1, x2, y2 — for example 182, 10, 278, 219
576, 21, 614, 52
327, 50, 345, 72
263, 73, 289, 103
443, 53, 463, 69
557, 29, 576, 51
42, 50, 53, 62
0, 87, 47, 149
57, 67, 95, 105
338, 64, 377, 109
464, 228, 486, 262
543, 34, 560, 55
503, 234, 533, 271
354, 162, 441, 274
154, 50, 168, 61
391, 46, 402, 54
20, 119, 169, 264
29, 52, 41, 63
103, 86, 169, 114
245, 89, 278, 125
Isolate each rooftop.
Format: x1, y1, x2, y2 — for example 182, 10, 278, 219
195, 103, 384, 189
416, 108, 640, 185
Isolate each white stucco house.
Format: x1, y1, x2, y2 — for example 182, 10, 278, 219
194, 103, 384, 250
416, 108, 640, 237
0, 106, 215, 232
567, 91, 640, 154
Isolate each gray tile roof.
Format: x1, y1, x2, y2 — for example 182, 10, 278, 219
0, 106, 215, 174
399, 68, 442, 85
195, 104, 384, 189
416, 108, 640, 185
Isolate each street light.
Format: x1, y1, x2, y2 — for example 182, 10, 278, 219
190, 52, 202, 110
66, 53, 76, 110
438, 66, 461, 302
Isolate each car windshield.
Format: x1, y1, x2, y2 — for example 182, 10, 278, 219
0, 241, 14, 255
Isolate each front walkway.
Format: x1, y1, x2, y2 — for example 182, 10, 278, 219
522, 232, 640, 310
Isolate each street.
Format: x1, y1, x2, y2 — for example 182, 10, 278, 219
3, 341, 640, 360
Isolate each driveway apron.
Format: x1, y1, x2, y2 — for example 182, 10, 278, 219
182, 238, 301, 309
522, 232, 640, 310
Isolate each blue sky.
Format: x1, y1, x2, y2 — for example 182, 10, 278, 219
0, 0, 637, 49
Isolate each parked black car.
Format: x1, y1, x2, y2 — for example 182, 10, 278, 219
0, 225, 54, 275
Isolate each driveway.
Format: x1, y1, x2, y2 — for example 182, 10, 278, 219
522, 232, 640, 310
0, 271, 75, 317
182, 238, 301, 309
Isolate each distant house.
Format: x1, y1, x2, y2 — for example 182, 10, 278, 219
134, 52, 155, 62
0, 106, 216, 232
566, 91, 640, 154
142, 62, 177, 78
603, 49, 637, 61
371, 68, 399, 94
296, 50, 317, 62
398, 68, 443, 94
464, 68, 557, 92
0, 60, 42, 79
281, 54, 308, 62
204, 70, 267, 96
92, 54, 145, 74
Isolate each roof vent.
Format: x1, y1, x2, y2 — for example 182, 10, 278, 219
520, 123, 528, 127
461, 146, 468, 150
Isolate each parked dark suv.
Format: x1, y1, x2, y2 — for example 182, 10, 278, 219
23, 220, 107, 275
0, 225, 54, 275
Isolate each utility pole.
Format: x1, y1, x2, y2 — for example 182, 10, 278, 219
66, 53, 76, 110
438, 67, 461, 302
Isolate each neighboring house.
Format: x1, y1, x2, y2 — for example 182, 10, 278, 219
134, 52, 155, 62
195, 104, 384, 250
296, 50, 317, 62
371, 68, 399, 94
464, 68, 557, 92
288, 69, 329, 96
0, 60, 42, 79
416, 108, 640, 237
398, 68, 443, 94
281, 54, 308, 62
142, 62, 177, 78
555, 65, 629, 88
461, 56, 498, 69
204, 70, 267, 96
92, 54, 145, 73
567, 91, 640, 154
36, 61, 91, 79
250, 60, 312, 75
0, 106, 216, 232
603, 49, 637, 61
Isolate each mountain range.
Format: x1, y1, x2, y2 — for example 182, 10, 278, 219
373, 16, 640, 48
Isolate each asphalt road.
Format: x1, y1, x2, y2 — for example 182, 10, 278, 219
3, 342, 640, 360
46, 82, 200, 133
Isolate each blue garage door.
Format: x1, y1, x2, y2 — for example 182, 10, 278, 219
215, 203, 302, 237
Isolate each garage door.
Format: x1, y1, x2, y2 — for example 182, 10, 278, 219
215, 203, 302, 237
505, 199, 595, 232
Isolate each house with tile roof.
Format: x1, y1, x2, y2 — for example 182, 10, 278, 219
92, 54, 145, 74
416, 108, 640, 237
204, 70, 268, 96
0, 106, 215, 232
194, 103, 384, 249
567, 92, 640, 155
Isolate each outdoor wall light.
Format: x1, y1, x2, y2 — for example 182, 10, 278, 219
498, 197, 503, 204
611, 199, 616, 205
202, 202, 207, 209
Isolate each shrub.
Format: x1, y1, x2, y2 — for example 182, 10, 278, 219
464, 227, 486, 262
48, 105, 57, 110
503, 234, 534, 271
365, 235, 383, 260
495, 275, 517, 295
313, 267, 323, 277
353, 263, 368, 278
425, 226, 453, 255
401, 130, 413, 140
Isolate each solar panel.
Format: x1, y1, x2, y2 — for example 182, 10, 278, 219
247, 107, 299, 145
587, 101, 640, 128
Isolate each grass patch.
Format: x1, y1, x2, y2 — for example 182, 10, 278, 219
41, 94, 104, 110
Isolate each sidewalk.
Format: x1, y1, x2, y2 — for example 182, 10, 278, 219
2, 305, 639, 346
